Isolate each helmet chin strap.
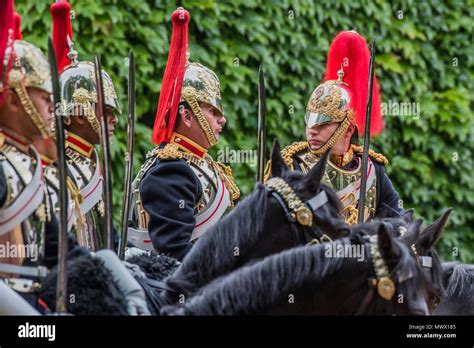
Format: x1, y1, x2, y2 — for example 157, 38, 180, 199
182, 91, 218, 147
310, 116, 351, 156
13, 85, 51, 139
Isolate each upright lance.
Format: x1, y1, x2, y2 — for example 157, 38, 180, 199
357, 39, 376, 224
257, 64, 266, 183
118, 49, 135, 260
48, 37, 68, 314
93, 54, 114, 250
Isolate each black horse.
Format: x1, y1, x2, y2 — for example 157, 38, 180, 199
161, 142, 349, 303
161, 221, 432, 315
434, 262, 474, 315
351, 207, 452, 312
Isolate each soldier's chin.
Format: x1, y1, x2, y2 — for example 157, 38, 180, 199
309, 142, 323, 151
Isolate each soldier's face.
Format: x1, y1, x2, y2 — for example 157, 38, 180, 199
200, 103, 226, 142
105, 106, 118, 138
306, 122, 339, 150
306, 123, 356, 155
28, 87, 54, 129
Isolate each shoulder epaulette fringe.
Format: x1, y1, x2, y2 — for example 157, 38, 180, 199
156, 143, 185, 160
351, 144, 388, 165
281, 141, 309, 168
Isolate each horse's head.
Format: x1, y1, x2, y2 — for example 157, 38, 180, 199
352, 207, 452, 313
265, 140, 349, 245
411, 208, 452, 311
160, 221, 434, 316
359, 221, 431, 315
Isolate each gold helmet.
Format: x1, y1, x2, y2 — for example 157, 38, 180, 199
305, 31, 383, 155
51, 0, 120, 138
181, 62, 224, 147
152, 8, 224, 147
59, 60, 121, 136
1, 40, 52, 138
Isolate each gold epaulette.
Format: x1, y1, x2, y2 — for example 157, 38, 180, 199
263, 141, 309, 183
281, 141, 309, 169
214, 161, 241, 202
351, 144, 389, 165
156, 143, 186, 160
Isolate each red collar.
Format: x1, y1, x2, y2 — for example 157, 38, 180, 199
66, 132, 94, 157
40, 155, 54, 167
171, 132, 208, 159
1, 127, 31, 153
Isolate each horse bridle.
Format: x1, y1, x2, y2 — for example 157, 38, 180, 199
265, 177, 331, 245
398, 225, 440, 310
354, 234, 398, 315
265, 178, 422, 315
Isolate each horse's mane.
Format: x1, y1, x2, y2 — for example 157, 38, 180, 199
165, 183, 268, 291
442, 262, 474, 297
163, 229, 431, 315
163, 238, 351, 315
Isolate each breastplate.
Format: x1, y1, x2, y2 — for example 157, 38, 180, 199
0, 144, 47, 267
43, 164, 76, 233
296, 151, 377, 223
66, 148, 104, 250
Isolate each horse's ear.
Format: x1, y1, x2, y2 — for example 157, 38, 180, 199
400, 219, 422, 246
377, 223, 400, 260
300, 149, 330, 193
270, 139, 288, 178
403, 208, 415, 223
416, 208, 452, 252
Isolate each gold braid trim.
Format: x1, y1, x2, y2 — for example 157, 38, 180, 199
13, 85, 50, 139
66, 176, 87, 244
73, 102, 101, 139
310, 116, 352, 156
341, 204, 358, 225
182, 90, 218, 147
351, 144, 388, 165
281, 141, 310, 169
214, 161, 240, 202
263, 141, 309, 182
72, 88, 101, 138
263, 160, 272, 183
156, 143, 185, 160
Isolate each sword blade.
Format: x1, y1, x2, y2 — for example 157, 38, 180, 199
257, 64, 266, 183
357, 39, 376, 224
93, 54, 114, 250
118, 49, 135, 259
48, 37, 68, 313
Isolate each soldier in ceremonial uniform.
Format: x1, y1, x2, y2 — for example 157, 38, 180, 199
128, 8, 240, 261
50, 0, 121, 251
0, 0, 60, 305
265, 31, 403, 224
9, 5, 81, 244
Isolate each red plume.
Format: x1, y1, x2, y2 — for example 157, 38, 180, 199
0, 0, 15, 97
50, 0, 72, 73
324, 31, 383, 136
151, 8, 190, 145
14, 12, 22, 40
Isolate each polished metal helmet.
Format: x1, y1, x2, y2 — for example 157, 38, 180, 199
59, 60, 121, 136
305, 79, 355, 129
1, 40, 52, 138
180, 62, 223, 147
